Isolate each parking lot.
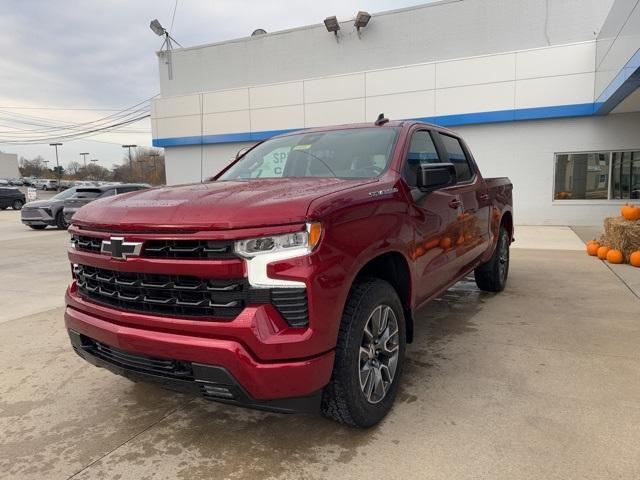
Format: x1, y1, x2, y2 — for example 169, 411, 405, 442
1, 211, 640, 480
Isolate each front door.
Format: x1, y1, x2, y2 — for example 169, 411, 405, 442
402, 129, 462, 306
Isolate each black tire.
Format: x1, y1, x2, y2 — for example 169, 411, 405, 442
321, 278, 406, 427
0, 207, 6, 210
12, 199, 23, 210
474, 226, 510, 292
55, 210, 68, 229
29, 225, 47, 230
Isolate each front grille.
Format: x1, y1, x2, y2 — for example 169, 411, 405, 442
144, 239, 236, 259
73, 264, 308, 326
71, 234, 237, 260
74, 235, 102, 253
85, 337, 194, 379
74, 264, 246, 318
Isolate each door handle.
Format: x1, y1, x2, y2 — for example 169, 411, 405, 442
448, 199, 463, 209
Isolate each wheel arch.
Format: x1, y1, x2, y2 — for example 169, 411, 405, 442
352, 251, 414, 343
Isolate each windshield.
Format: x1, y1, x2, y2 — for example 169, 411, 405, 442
51, 187, 78, 201
218, 127, 399, 181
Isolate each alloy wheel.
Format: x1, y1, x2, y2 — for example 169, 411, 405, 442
359, 304, 399, 404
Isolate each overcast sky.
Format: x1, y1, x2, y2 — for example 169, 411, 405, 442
0, 0, 427, 171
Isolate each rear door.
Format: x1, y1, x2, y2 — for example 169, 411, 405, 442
401, 128, 463, 305
434, 132, 491, 273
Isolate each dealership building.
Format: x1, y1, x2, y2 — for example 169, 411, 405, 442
151, 0, 640, 225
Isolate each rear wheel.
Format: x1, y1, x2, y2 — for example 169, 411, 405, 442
321, 278, 406, 427
55, 210, 68, 229
474, 226, 510, 292
29, 225, 46, 230
12, 199, 23, 210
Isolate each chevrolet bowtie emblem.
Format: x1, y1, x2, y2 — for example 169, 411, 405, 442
101, 237, 143, 260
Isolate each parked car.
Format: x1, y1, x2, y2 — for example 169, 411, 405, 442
62, 183, 149, 224
0, 187, 26, 210
20, 186, 80, 230
38, 179, 59, 191
0, 179, 8, 186
64, 120, 513, 427
10, 178, 24, 186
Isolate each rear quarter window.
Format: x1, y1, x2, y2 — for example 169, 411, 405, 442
439, 134, 474, 182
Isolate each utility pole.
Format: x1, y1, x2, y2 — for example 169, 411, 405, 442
122, 145, 137, 182
49, 143, 62, 191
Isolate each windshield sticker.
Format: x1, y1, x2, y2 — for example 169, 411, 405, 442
293, 144, 312, 151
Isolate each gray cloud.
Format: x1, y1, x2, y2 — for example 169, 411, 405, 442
0, 0, 427, 168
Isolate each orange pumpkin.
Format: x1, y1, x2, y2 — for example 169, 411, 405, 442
415, 246, 425, 258
440, 237, 452, 250
606, 249, 624, 264
621, 203, 640, 221
630, 251, 640, 268
586, 242, 600, 256
597, 246, 610, 260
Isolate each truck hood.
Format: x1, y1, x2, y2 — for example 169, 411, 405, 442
71, 178, 377, 232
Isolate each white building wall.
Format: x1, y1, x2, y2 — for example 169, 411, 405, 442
0, 153, 19, 179
153, 41, 600, 143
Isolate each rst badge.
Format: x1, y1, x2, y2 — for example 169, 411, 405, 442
101, 237, 143, 260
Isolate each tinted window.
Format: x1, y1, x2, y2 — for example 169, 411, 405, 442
219, 128, 399, 180
100, 189, 116, 198
404, 130, 440, 188
439, 134, 473, 182
74, 188, 102, 199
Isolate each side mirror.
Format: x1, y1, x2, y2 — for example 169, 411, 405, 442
417, 163, 457, 192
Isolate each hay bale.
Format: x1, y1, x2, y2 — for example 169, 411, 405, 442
602, 216, 640, 260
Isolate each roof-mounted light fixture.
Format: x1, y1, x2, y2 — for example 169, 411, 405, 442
324, 16, 340, 39
354, 11, 371, 35
149, 18, 183, 80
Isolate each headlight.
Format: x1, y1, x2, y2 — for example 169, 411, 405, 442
234, 222, 322, 258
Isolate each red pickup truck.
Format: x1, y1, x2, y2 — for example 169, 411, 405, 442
65, 119, 513, 427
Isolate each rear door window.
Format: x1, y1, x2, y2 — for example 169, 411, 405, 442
404, 130, 440, 188
438, 134, 474, 182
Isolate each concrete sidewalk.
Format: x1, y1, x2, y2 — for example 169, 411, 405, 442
1, 217, 640, 480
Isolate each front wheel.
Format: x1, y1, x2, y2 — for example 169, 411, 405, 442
474, 226, 510, 292
321, 278, 406, 427
12, 199, 23, 210
55, 210, 68, 229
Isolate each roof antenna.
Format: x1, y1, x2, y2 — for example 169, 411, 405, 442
375, 113, 389, 126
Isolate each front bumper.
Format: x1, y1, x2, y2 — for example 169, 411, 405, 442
21, 208, 55, 226
68, 329, 322, 413
65, 287, 335, 404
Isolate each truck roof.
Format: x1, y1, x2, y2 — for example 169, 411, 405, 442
272, 119, 459, 139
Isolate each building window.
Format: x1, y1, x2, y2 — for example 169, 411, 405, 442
611, 151, 640, 200
554, 150, 640, 200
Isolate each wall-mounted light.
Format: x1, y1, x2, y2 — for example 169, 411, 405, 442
354, 11, 371, 35
324, 16, 340, 35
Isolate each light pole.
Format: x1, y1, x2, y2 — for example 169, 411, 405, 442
122, 144, 137, 181
149, 152, 160, 182
80, 152, 89, 168
90, 159, 99, 181
49, 142, 62, 190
